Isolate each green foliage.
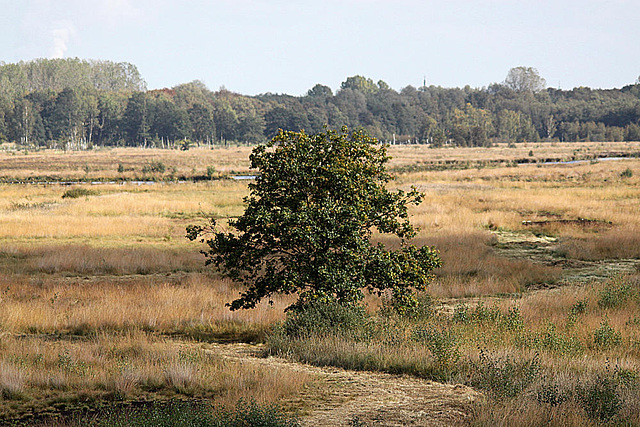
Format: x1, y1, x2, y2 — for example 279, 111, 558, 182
471, 350, 541, 399
82, 399, 299, 427
593, 319, 622, 349
3, 59, 640, 148
279, 300, 369, 338
620, 167, 633, 178
383, 292, 433, 320
576, 373, 622, 422
206, 165, 216, 179
567, 299, 588, 326
500, 306, 524, 331
535, 381, 571, 407
142, 161, 166, 174
521, 323, 584, 355
412, 326, 460, 369
452, 302, 503, 325
598, 276, 634, 309
188, 127, 441, 311
210, 399, 301, 427
62, 188, 98, 199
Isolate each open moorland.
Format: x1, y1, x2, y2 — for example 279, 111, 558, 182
0, 142, 639, 425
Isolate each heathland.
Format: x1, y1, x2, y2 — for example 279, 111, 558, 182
0, 141, 639, 425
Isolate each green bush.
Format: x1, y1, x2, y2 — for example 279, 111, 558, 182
452, 302, 501, 324
210, 399, 301, 427
500, 306, 524, 331
598, 277, 634, 309
382, 292, 433, 321
577, 373, 622, 422
279, 300, 369, 339
471, 350, 541, 399
412, 326, 460, 369
593, 319, 622, 349
567, 299, 588, 326
620, 167, 633, 178
522, 323, 584, 355
535, 381, 571, 407
142, 161, 166, 174
62, 188, 98, 199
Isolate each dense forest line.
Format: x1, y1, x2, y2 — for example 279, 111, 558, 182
1, 58, 640, 149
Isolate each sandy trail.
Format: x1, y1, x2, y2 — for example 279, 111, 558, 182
205, 343, 482, 426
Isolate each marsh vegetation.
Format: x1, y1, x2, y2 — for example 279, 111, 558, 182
0, 143, 639, 425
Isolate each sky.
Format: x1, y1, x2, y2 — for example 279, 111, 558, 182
1, 0, 639, 95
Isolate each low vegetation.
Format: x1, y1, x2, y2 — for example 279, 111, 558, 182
267, 274, 640, 425
0, 144, 638, 424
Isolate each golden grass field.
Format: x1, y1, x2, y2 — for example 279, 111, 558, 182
0, 142, 639, 425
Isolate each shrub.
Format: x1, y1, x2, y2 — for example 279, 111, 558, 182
567, 299, 588, 326
412, 326, 460, 369
500, 306, 524, 331
142, 161, 166, 174
210, 398, 301, 427
593, 319, 622, 349
206, 165, 216, 179
598, 276, 634, 309
471, 350, 541, 399
535, 381, 571, 407
620, 167, 633, 178
84, 399, 300, 427
382, 292, 433, 320
452, 303, 470, 323
452, 302, 501, 324
577, 373, 622, 422
62, 188, 98, 199
279, 300, 369, 339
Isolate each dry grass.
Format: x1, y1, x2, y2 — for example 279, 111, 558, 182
0, 273, 289, 339
0, 146, 254, 180
0, 332, 310, 422
2, 141, 639, 181
1, 142, 639, 423
387, 141, 640, 170
268, 274, 640, 425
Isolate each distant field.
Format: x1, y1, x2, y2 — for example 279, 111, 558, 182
0, 142, 639, 424
1, 141, 639, 181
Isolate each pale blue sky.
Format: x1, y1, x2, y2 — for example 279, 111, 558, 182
1, 0, 639, 95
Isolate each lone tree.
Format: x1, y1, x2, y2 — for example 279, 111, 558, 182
504, 66, 546, 93
187, 127, 440, 311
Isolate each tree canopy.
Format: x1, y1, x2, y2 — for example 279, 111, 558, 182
504, 66, 546, 93
1, 58, 640, 148
187, 127, 441, 311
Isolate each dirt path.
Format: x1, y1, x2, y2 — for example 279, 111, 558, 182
204, 343, 482, 426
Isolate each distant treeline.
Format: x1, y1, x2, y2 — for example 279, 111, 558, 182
1, 59, 640, 149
